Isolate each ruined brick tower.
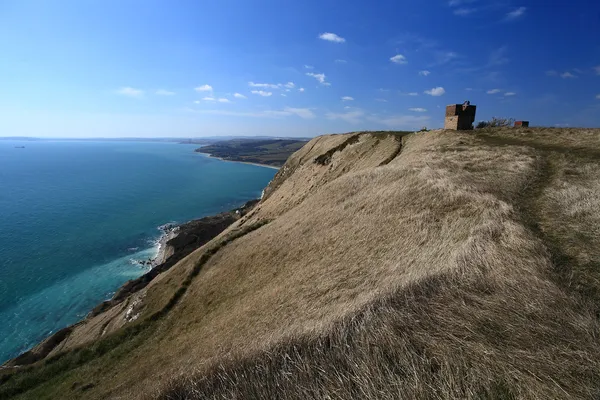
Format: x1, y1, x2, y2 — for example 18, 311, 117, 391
444, 102, 476, 130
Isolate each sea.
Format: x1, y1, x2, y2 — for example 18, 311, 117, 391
0, 140, 276, 363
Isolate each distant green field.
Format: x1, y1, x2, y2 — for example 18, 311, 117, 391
195, 138, 308, 167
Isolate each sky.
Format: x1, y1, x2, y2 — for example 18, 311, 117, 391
1, 0, 599, 138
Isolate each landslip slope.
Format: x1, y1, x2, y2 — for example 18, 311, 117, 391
2, 128, 600, 399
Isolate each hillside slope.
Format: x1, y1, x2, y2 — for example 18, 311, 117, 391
2, 128, 600, 399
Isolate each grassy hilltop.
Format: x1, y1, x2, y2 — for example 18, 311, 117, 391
2, 127, 600, 399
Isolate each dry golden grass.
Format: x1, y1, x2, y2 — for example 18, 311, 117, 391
4, 127, 600, 399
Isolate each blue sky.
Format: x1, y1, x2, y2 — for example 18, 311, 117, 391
1, 0, 599, 138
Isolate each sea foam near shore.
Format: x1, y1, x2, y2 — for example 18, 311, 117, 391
0, 243, 160, 363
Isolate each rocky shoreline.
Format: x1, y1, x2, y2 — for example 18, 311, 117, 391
2, 199, 260, 368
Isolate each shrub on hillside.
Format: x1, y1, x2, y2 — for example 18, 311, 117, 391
476, 117, 515, 129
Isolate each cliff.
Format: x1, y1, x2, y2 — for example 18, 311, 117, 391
2, 127, 600, 399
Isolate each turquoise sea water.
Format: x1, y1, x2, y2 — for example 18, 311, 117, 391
0, 140, 276, 363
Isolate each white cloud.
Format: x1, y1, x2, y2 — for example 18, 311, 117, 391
281, 94, 287, 97
249, 82, 280, 89
341, 96, 354, 101
304, 65, 314, 69
318, 32, 345, 43
326, 110, 364, 124
596, 94, 600, 100
233, 93, 247, 99
594, 66, 600, 75
487, 88, 502, 94
202, 96, 216, 101
193, 100, 200, 104
561, 72, 576, 79
424, 87, 445, 96
418, 70, 431, 76
190, 107, 314, 119
251, 90, 272, 97
284, 107, 315, 119
298, 88, 305, 92
454, 8, 476, 15
195, 84, 213, 92
335, 59, 347, 63
191, 109, 293, 118
306, 72, 328, 85
155, 89, 175, 96
284, 82, 295, 89
218, 98, 231, 103
116, 87, 144, 98
409, 107, 427, 112
506, 7, 526, 20
465, 88, 473, 91
390, 54, 408, 64
408, 92, 419, 96
504, 92, 517, 96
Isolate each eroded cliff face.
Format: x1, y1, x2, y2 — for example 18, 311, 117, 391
4, 128, 600, 400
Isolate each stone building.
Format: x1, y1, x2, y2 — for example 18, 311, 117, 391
444, 102, 476, 130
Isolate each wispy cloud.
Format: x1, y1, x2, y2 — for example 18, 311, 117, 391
546, 70, 558, 76
390, 54, 408, 64
506, 7, 526, 20
594, 66, 600, 75
195, 84, 213, 92
298, 88, 305, 92
465, 88, 473, 91
249, 82, 280, 89
155, 89, 175, 96
335, 59, 347, 63
217, 98, 231, 103
284, 107, 315, 119
431, 51, 459, 67
116, 87, 144, 98
190, 109, 299, 119
375, 98, 388, 102
326, 110, 364, 124
283, 82, 295, 89
454, 8, 476, 15
409, 107, 427, 112
251, 90, 272, 97
488, 46, 509, 66
399, 92, 419, 96
487, 88, 502, 94
418, 70, 431, 76
424, 87, 445, 96
318, 32, 346, 43
561, 71, 576, 79
306, 72, 329, 85
504, 92, 517, 96
233, 93, 247, 99
596, 94, 600, 100
202, 96, 216, 101
341, 96, 354, 101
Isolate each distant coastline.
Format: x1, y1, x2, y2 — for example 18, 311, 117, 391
200, 153, 281, 170
194, 138, 306, 168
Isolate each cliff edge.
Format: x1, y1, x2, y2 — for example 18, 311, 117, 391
2, 128, 600, 399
